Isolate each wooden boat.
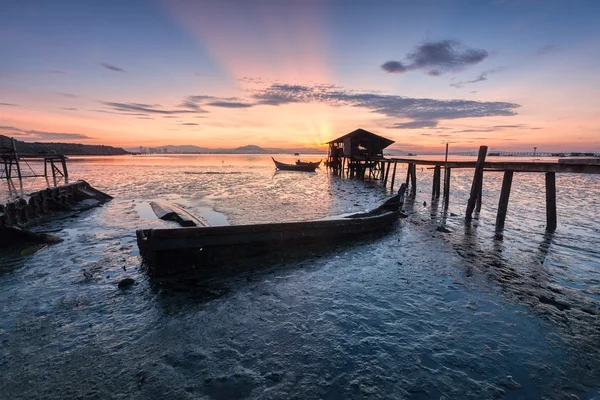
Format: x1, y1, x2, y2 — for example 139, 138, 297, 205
272, 157, 317, 172
296, 159, 321, 168
137, 184, 407, 277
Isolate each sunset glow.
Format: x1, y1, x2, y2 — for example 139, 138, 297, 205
1, 0, 599, 152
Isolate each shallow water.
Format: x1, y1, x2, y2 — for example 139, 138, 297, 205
0, 154, 599, 399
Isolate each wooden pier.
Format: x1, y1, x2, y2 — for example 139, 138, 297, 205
341, 145, 600, 233
1, 137, 68, 182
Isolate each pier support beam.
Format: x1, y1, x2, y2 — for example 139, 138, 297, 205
466, 146, 488, 219
495, 170, 513, 231
384, 162, 391, 187
545, 172, 557, 231
432, 165, 441, 199
443, 167, 451, 208
390, 162, 397, 192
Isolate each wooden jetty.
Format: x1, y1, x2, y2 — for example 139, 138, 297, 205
375, 146, 600, 232
1, 137, 68, 182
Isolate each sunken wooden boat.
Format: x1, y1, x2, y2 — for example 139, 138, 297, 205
137, 184, 407, 277
272, 157, 317, 172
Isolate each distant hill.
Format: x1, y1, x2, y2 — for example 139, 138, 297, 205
127, 144, 327, 154
1, 135, 129, 155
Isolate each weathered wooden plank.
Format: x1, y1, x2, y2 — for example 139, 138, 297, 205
546, 172, 557, 231
443, 167, 451, 207
390, 162, 397, 191
466, 146, 488, 219
495, 170, 514, 231
432, 165, 441, 198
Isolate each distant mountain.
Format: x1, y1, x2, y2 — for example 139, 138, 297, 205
127, 144, 327, 154
1, 135, 129, 156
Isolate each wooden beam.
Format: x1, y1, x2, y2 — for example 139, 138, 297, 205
410, 163, 417, 196
60, 155, 69, 180
390, 162, 397, 192
475, 169, 483, 212
432, 165, 441, 199
466, 146, 488, 219
384, 161, 391, 186
546, 172, 557, 231
443, 167, 451, 208
495, 170, 514, 231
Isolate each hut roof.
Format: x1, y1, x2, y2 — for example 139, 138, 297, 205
326, 128, 394, 149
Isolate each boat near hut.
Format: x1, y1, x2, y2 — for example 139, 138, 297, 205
295, 159, 321, 168
136, 184, 407, 277
272, 157, 318, 172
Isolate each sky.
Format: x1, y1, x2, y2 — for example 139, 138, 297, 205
1, 0, 599, 153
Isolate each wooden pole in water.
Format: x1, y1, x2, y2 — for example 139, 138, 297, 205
443, 167, 451, 208
546, 172, 557, 231
432, 165, 441, 199
60, 155, 68, 180
405, 162, 411, 186
410, 163, 417, 196
384, 161, 391, 187
495, 170, 514, 231
11, 138, 22, 182
475, 169, 483, 212
466, 145, 488, 219
390, 162, 397, 191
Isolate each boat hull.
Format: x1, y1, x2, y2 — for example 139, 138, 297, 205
137, 184, 407, 277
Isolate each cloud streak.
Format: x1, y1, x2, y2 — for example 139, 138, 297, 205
382, 40, 488, 76
450, 69, 502, 88
101, 102, 203, 115
251, 83, 519, 127
100, 63, 127, 73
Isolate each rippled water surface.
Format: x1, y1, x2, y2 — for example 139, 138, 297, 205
1, 154, 599, 399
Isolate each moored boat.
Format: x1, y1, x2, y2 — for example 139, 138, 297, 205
137, 184, 407, 277
296, 159, 321, 168
272, 157, 318, 172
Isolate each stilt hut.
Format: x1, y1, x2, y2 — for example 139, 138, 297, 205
326, 128, 394, 179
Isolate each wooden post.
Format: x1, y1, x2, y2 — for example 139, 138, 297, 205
50, 160, 56, 179
546, 172, 557, 231
466, 146, 488, 219
60, 155, 68, 180
44, 158, 48, 177
405, 163, 412, 186
475, 169, 483, 212
384, 162, 391, 186
495, 170, 514, 231
410, 163, 417, 196
11, 138, 22, 181
443, 167, 451, 208
432, 165, 441, 198
390, 162, 397, 192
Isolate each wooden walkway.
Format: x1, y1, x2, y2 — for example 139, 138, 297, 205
370, 147, 600, 233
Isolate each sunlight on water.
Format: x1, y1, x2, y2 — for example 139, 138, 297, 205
0, 154, 598, 399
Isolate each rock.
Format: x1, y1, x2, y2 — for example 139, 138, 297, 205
436, 225, 453, 233
118, 278, 135, 288
422, 201, 427, 207
399, 211, 409, 218
450, 212, 458, 217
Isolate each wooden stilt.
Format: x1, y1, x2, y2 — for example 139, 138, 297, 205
405, 163, 412, 186
11, 138, 22, 181
495, 170, 514, 231
475, 169, 483, 212
390, 162, 397, 192
410, 163, 417, 196
432, 165, 441, 199
466, 146, 488, 219
44, 158, 48, 177
443, 167, 451, 208
546, 172, 557, 231
60, 155, 68, 180
384, 162, 391, 186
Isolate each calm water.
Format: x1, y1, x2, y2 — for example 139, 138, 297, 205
1, 154, 599, 399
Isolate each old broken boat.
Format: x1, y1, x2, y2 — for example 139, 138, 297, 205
272, 157, 318, 172
137, 184, 407, 277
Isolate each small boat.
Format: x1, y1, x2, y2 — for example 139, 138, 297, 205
272, 157, 317, 172
136, 184, 407, 277
296, 159, 321, 168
